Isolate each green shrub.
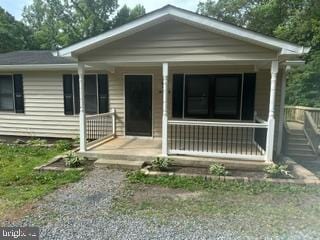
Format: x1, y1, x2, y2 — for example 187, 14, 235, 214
152, 157, 172, 171
264, 164, 293, 178
55, 140, 73, 151
65, 153, 84, 168
26, 138, 48, 147
73, 136, 80, 145
209, 163, 229, 176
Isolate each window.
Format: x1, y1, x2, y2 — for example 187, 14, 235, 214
63, 74, 109, 115
185, 75, 210, 117
0, 74, 24, 113
214, 76, 241, 118
173, 74, 246, 120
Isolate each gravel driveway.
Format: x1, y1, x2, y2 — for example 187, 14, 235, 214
5, 169, 319, 240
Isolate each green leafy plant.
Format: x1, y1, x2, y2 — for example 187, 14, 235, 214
55, 140, 73, 151
65, 153, 84, 168
73, 136, 80, 145
264, 164, 293, 179
26, 138, 47, 147
209, 163, 229, 176
152, 157, 172, 171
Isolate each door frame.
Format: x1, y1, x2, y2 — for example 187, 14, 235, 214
123, 73, 154, 138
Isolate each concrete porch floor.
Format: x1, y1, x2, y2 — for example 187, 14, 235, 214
84, 137, 162, 159
79, 137, 270, 171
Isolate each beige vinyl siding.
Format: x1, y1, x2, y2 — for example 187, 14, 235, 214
0, 71, 79, 138
79, 20, 277, 63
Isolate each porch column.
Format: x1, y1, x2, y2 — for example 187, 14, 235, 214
78, 62, 87, 152
266, 60, 279, 162
162, 63, 169, 156
276, 67, 288, 156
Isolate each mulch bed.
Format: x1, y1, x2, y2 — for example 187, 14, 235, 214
34, 155, 94, 172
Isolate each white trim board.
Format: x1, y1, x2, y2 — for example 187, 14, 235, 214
56, 5, 310, 57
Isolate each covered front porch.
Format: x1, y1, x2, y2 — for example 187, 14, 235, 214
55, 5, 309, 165
76, 61, 280, 163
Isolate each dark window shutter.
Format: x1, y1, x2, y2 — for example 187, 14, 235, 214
98, 74, 109, 113
73, 75, 80, 114
172, 74, 184, 118
85, 75, 98, 114
63, 75, 74, 115
241, 73, 256, 120
13, 74, 24, 113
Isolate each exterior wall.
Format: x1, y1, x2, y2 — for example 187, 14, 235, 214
79, 20, 277, 63
0, 71, 79, 138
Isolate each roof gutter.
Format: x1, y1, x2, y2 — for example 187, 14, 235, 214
0, 64, 78, 71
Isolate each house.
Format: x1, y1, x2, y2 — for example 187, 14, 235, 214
0, 5, 310, 163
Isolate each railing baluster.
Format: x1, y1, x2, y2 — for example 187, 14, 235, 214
221, 127, 224, 153
206, 126, 209, 152
216, 127, 219, 153
240, 127, 243, 154
235, 127, 238, 154
230, 127, 233, 154
226, 127, 229, 153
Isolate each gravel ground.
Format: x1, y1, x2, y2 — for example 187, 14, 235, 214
5, 169, 319, 240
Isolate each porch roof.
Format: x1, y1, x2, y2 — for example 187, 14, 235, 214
56, 5, 310, 58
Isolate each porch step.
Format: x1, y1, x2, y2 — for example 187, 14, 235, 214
287, 145, 314, 153
288, 138, 308, 144
288, 153, 318, 161
94, 159, 145, 170
288, 135, 308, 141
81, 152, 153, 162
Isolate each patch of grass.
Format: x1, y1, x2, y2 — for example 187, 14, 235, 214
114, 171, 320, 238
127, 171, 319, 194
0, 144, 83, 219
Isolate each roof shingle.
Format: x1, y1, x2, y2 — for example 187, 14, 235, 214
0, 51, 76, 65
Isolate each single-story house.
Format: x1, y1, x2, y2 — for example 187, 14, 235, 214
0, 5, 310, 163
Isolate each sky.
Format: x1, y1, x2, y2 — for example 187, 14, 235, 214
0, 0, 201, 20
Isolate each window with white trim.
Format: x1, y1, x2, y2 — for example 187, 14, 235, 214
63, 74, 109, 115
0, 74, 24, 113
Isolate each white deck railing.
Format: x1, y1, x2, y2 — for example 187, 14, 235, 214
304, 112, 320, 154
285, 106, 320, 127
167, 119, 268, 160
86, 109, 116, 143
285, 106, 320, 155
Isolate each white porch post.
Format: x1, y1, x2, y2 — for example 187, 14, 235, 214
78, 62, 87, 152
162, 63, 169, 156
266, 60, 279, 162
276, 67, 288, 156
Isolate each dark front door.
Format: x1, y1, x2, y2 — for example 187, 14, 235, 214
125, 75, 152, 136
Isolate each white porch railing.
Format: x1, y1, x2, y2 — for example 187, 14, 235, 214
167, 119, 268, 160
86, 109, 116, 143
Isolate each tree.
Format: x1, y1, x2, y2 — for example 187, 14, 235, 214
197, 0, 262, 27
0, 7, 36, 53
198, 0, 320, 107
23, 0, 118, 49
112, 4, 146, 28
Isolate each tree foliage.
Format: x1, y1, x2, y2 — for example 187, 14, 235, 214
198, 0, 320, 107
112, 4, 146, 28
0, 7, 36, 53
23, 0, 119, 49
21, 1, 146, 50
